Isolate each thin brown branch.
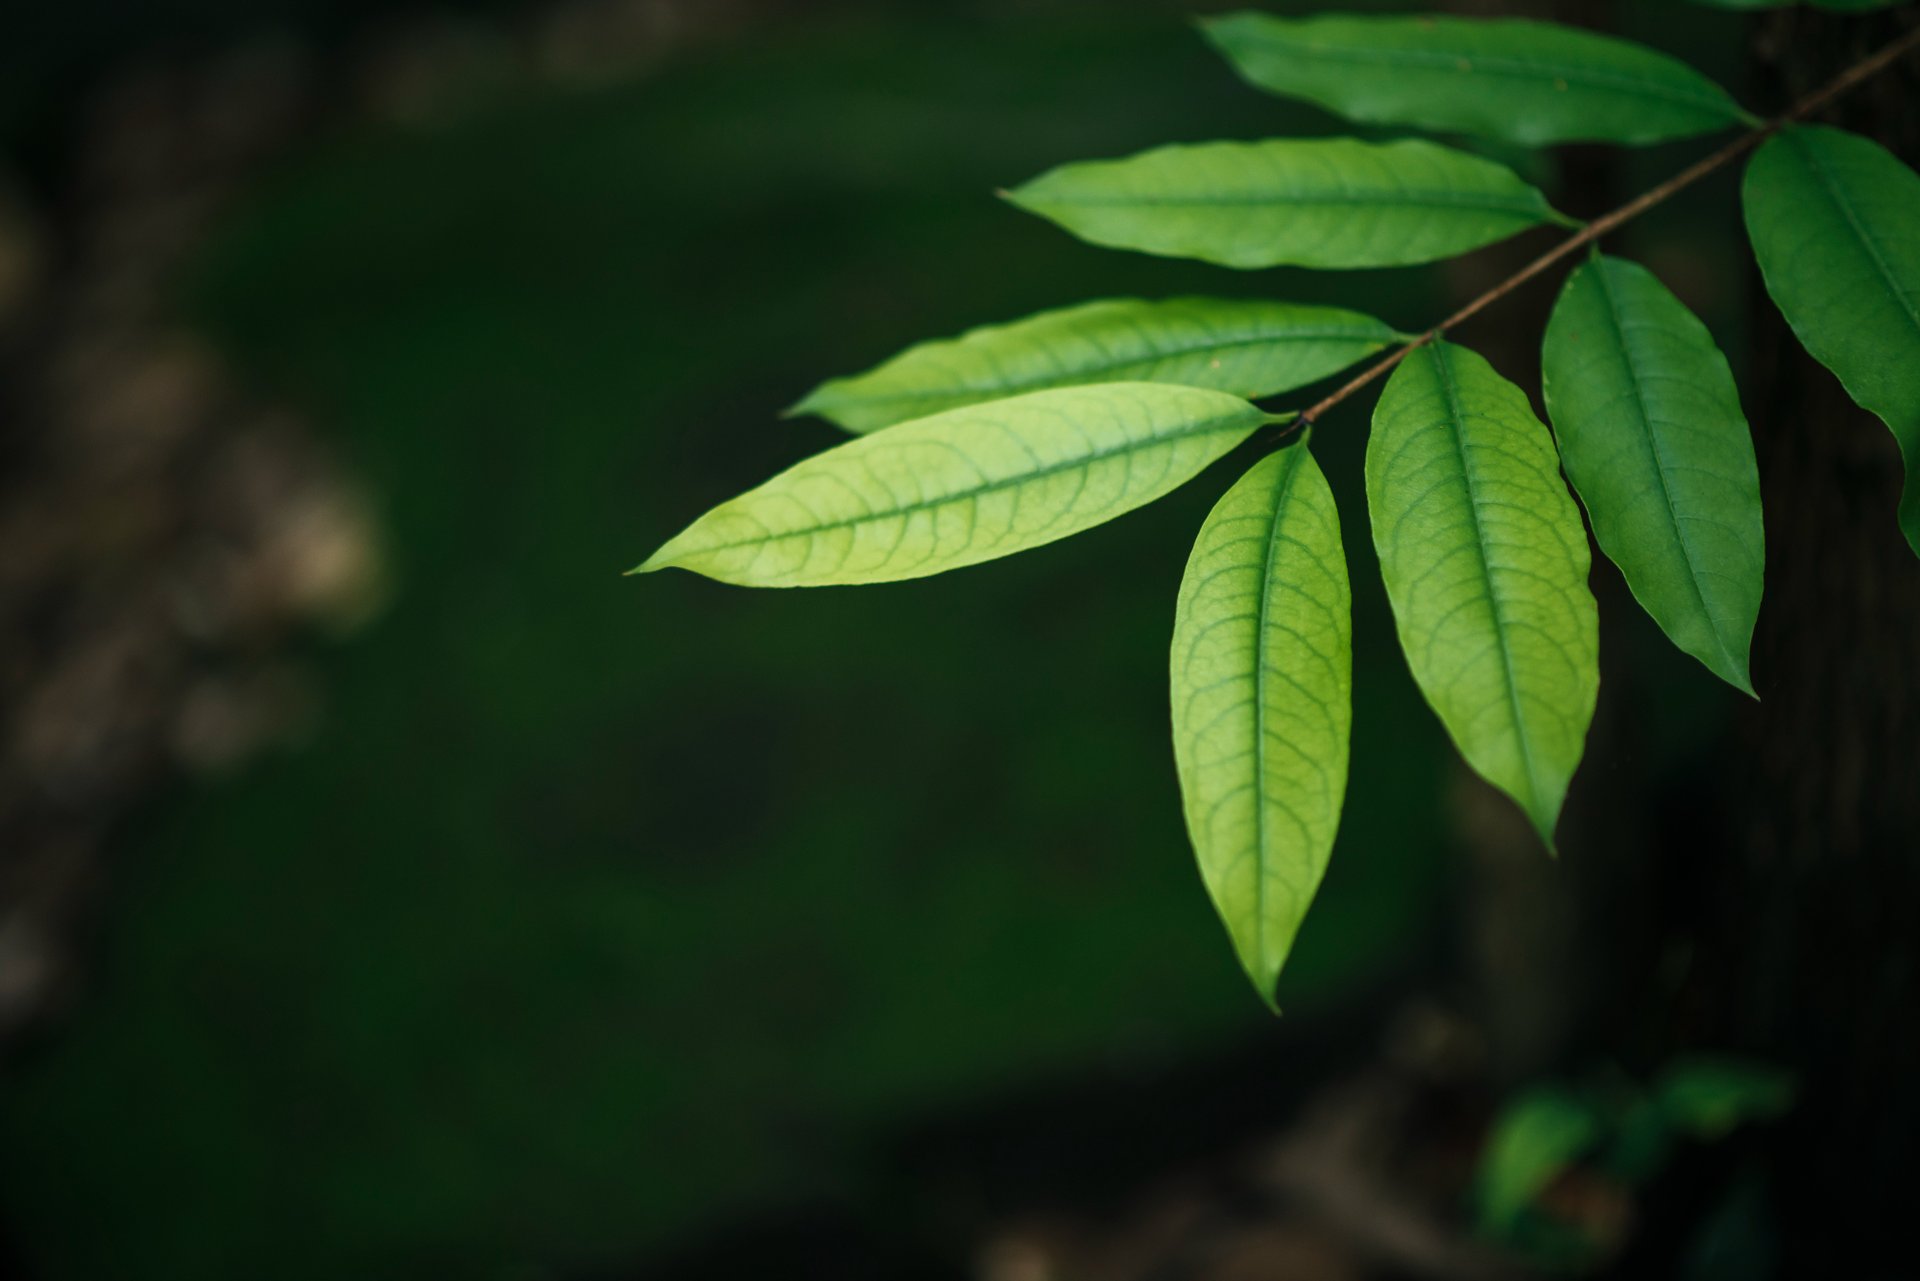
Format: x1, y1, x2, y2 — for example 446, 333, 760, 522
1291, 22, 1920, 432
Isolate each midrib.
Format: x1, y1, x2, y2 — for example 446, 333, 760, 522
1588, 263, 1731, 668
1431, 347, 1543, 814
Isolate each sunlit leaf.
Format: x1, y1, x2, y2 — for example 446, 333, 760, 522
1201, 12, 1749, 147
1476, 1087, 1604, 1232
636, 383, 1276, 586
1367, 342, 1598, 847
1745, 125, 1920, 557
1171, 443, 1351, 1009
792, 297, 1400, 435
1542, 255, 1763, 694
1004, 137, 1564, 271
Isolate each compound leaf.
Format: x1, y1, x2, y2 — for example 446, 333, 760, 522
1005, 137, 1563, 271
1745, 125, 1920, 557
1543, 255, 1763, 694
1172, 443, 1352, 1009
793, 297, 1400, 435
637, 383, 1274, 586
1201, 12, 1749, 147
1368, 342, 1598, 848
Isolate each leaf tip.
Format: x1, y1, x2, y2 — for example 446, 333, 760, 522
627, 548, 674, 577
780, 390, 822, 421
997, 180, 1047, 214
1532, 813, 1562, 859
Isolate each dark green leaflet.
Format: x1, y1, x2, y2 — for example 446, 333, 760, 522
1543, 255, 1764, 693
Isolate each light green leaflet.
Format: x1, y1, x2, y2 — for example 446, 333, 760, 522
791, 297, 1400, 435
1367, 342, 1598, 847
1201, 13, 1750, 147
1004, 137, 1564, 271
1745, 125, 1920, 558
1171, 444, 1351, 1009
636, 383, 1275, 586
1543, 256, 1764, 694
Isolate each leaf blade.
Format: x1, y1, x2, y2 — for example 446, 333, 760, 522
794, 297, 1400, 434
638, 383, 1271, 586
1005, 137, 1561, 271
1542, 255, 1764, 693
1172, 444, 1352, 1008
1367, 342, 1598, 846
1744, 125, 1920, 557
1201, 12, 1749, 147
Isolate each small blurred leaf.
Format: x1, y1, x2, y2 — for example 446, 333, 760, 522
1656, 1057, 1795, 1140
1172, 443, 1352, 1009
1367, 342, 1598, 848
1744, 126, 1920, 558
1477, 1087, 1604, 1233
637, 383, 1273, 586
1201, 12, 1749, 146
793, 298, 1399, 435
1542, 255, 1764, 694
1005, 137, 1562, 270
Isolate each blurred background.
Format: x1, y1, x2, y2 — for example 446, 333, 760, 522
0, 0, 1914, 1277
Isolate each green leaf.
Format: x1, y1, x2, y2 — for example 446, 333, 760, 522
1367, 342, 1598, 847
1476, 1087, 1604, 1233
1542, 255, 1763, 695
1655, 1057, 1794, 1141
636, 383, 1275, 586
1171, 443, 1352, 1009
1745, 125, 1920, 558
1004, 137, 1564, 271
792, 297, 1401, 435
1200, 13, 1750, 147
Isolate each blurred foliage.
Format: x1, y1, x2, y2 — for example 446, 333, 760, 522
1475, 1056, 1793, 1271
0, 8, 1464, 1278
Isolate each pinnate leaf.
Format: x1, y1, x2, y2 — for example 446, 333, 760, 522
1005, 137, 1562, 271
1367, 342, 1598, 847
1201, 12, 1749, 147
1172, 443, 1352, 1008
1543, 255, 1763, 694
1745, 125, 1920, 557
793, 297, 1399, 435
637, 383, 1274, 586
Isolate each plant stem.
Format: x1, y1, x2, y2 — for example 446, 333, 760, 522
1291, 22, 1920, 431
